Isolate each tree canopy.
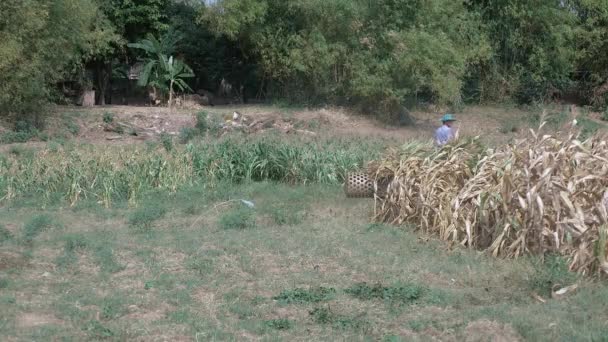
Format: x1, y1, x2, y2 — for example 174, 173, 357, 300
1, 0, 608, 121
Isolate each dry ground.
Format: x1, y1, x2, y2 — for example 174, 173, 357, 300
1, 103, 558, 151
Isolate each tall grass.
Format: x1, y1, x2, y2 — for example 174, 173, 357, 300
0, 136, 384, 206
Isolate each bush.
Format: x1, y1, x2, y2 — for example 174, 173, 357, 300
195, 111, 209, 132
268, 204, 304, 226
529, 255, 578, 297
273, 287, 336, 304
160, 133, 173, 152
22, 214, 55, 243
128, 203, 167, 229
103, 112, 115, 124
345, 282, 425, 305
178, 127, 200, 144
218, 207, 255, 230
264, 319, 293, 330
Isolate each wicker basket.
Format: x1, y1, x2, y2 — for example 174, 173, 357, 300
344, 172, 374, 198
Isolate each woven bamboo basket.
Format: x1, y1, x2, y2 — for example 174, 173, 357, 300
344, 172, 377, 198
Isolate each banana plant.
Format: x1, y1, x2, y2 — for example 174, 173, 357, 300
160, 55, 194, 107
128, 32, 193, 106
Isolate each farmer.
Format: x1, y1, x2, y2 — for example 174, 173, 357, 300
435, 114, 457, 146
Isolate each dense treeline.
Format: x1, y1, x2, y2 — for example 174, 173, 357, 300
1, 0, 607, 123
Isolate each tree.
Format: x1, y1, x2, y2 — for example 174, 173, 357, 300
129, 32, 194, 106
91, 0, 171, 105
0, 0, 105, 122
200, 0, 489, 114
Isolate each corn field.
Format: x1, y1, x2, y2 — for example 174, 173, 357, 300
0, 137, 381, 207
371, 123, 608, 276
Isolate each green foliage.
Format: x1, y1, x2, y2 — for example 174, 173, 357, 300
160, 133, 173, 152
529, 254, 578, 297
102, 112, 115, 124
128, 32, 194, 105
94, 245, 125, 273
345, 282, 425, 305
84, 319, 114, 339
309, 307, 370, 331
178, 127, 200, 144
273, 287, 336, 304
218, 207, 256, 230
267, 203, 304, 226
1, 136, 383, 206
202, 0, 489, 110
55, 234, 88, 269
128, 203, 167, 229
0, 225, 13, 244
0, 0, 117, 118
264, 318, 293, 330
195, 111, 209, 132
22, 214, 55, 243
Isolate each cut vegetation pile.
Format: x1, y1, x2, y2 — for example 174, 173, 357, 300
371, 123, 608, 276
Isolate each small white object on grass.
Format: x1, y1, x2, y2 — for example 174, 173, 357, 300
240, 199, 255, 208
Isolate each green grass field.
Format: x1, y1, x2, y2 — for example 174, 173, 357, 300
1, 180, 607, 341
1, 105, 608, 341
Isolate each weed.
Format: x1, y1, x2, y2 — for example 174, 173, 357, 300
195, 111, 209, 132
102, 112, 115, 124
0, 278, 9, 289
0, 131, 34, 144
264, 318, 293, 330
160, 133, 173, 152
218, 207, 255, 230
100, 296, 127, 320
577, 117, 603, 139
309, 307, 370, 331
528, 254, 578, 297
66, 121, 80, 136
0, 225, 13, 243
94, 245, 125, 273
185, 255, 213, 275
84, 319, 114, 339
345, 282, 425, 305
9, 145, 34, 158
228, 302, 255, 319
55, 234, 88, 269
178, 127, 200, 144
206, 113, 223, 136
500, 117, 520, 134
22, 214, 55, 243
144, 273, 176, 291
128, 203, 167, 229
273, 287, 336, 304
267, 204, 303, 226
168, 309, 192, 324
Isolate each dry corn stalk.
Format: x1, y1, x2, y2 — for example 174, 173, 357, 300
371, 123, 608, 277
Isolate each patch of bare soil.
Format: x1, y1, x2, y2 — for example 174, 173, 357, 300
0, 251, 28, 271
16, 312, 64, 328
464, 319, 521, 342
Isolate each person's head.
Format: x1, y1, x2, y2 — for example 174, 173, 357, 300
441, 114, 456, 127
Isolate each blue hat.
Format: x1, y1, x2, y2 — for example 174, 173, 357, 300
441, 114, 456, 122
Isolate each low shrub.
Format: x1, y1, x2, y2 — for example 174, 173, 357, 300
218, 207, 255, 230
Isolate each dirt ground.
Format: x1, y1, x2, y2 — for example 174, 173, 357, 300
14, 103, 536, 147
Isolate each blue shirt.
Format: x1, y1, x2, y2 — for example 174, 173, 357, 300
435, 125, 454, 146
